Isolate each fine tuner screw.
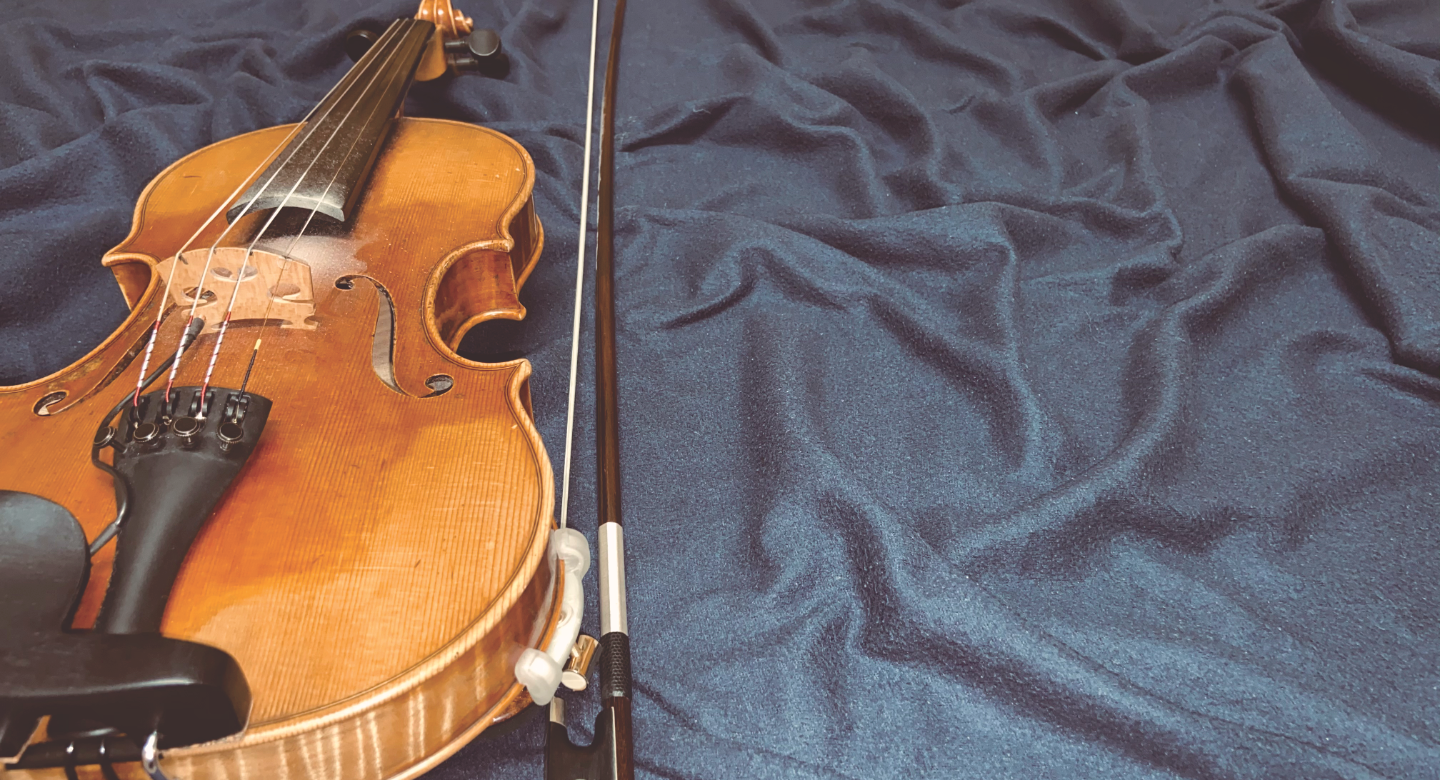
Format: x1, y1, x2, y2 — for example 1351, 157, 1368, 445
133, 422, 160, 443
218, 421, 245, 445
172, 416, 203, 448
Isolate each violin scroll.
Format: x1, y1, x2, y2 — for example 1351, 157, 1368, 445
414, 0, 473, 39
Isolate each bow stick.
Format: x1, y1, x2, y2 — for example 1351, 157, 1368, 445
546, 0, 634, 777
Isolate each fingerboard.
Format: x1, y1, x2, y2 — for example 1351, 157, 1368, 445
225, 18, 434, 225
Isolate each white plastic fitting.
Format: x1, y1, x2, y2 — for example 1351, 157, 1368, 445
551, 526, 590, 579
514, 528, 588, 706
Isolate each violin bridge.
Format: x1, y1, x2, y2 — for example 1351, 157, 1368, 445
157, 247, 318, 333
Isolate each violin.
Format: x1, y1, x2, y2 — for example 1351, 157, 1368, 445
0, 2, 592, 778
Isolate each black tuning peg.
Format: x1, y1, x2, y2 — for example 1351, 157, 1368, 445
345, 24, 510, 78
444, 29, 510, 78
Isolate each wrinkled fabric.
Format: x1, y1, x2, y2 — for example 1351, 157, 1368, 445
2, 0, 1438, 778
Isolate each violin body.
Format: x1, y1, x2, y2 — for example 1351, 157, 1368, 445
0, 117, 559, 779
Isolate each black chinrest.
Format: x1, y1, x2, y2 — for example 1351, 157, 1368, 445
0, 490, 249, 766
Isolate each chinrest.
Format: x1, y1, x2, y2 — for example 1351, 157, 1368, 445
0, 490, 248, 768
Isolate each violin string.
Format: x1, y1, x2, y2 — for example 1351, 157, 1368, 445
200, 23, 418, 401
161, 20, 409, 404
240, 55, 410, 394
558, 0, 604, 530
239, 30, 422, 394
139, 23, 406, 409
169, 20, 408, 403
243, 41, 418, 392
127, 43, 387, 408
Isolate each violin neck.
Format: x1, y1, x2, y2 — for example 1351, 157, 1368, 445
225, 18, 435, 226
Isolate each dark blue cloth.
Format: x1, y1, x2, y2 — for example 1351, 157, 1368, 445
2, 0, 1438, 777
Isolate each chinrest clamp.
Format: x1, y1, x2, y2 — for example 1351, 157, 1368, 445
142, 732, 178, 780
0, 491, 249, 772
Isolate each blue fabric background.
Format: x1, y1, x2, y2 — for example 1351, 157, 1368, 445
2, 0, 1438, 777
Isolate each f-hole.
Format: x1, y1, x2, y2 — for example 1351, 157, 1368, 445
425, 375, 453, 397
336, 275, 401, 394
33, 391, 67, 416
29, 303, 179, 418
335, 276, 453, 398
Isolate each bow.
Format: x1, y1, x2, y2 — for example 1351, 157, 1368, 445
544, 0, 634, 777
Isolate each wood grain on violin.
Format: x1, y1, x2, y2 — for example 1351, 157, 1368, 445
0, 72, 560, 780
